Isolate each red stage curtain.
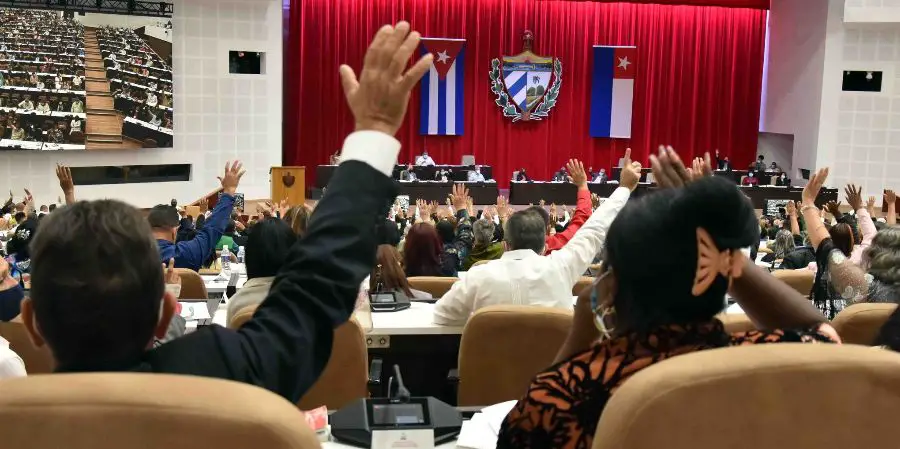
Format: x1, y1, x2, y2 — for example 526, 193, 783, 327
283, 0, 767, 187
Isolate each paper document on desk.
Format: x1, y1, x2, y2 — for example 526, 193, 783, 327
456, 400, 517, 449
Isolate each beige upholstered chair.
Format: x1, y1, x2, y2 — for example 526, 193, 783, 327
0, 373, 321, 449
230, 307, 368, 410
833, 303, 897, 345
593, 344, 900, 449
0, 316, 54, 374
457, 305, 572, 406
773, 269, 814, 296
408, 276, 458, 298
175, 268, 208, 299
572, 276, 594, 296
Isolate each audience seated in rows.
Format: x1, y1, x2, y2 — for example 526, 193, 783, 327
432, 154, 639, 326
6, 19, 900, 447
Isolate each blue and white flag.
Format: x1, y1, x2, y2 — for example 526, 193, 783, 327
420, 38, 465, 135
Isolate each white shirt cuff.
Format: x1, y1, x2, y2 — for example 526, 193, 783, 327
340, 131, 401, 177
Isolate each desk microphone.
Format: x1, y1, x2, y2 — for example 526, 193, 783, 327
391, 364, 411, 403
331, 364, 462, 447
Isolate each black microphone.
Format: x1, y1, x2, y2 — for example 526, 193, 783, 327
391, 364, 411, 403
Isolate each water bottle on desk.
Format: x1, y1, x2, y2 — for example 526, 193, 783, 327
220, 245, 231, 275
236, 246, 245, 264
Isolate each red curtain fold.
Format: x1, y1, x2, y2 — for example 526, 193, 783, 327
567, 0, 769, 8
284, 0, 767, 188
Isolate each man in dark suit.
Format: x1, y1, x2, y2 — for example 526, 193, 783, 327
18, 21, 431, 404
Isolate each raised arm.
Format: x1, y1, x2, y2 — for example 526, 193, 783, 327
174, 163, 241, 269
846, 184, 875, 247
548, 151, 638, 284
211, 22, 432, 401
786, 200, 801, 236
730, 256, 829, 330
544, 159, 593, 254
800, 169, 831, 251
55, 164, 75, 205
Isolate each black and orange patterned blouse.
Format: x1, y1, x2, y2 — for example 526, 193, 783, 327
496, 320, 836, 449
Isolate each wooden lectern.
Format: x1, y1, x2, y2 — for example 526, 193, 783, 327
271, 166, 306, 206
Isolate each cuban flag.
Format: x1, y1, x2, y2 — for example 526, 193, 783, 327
590, 46, 637, 138
420, 38, 465, 135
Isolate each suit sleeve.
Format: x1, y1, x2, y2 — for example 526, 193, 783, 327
174, 194, 234, 269
222, 132, 399, 402
544, 188, 593, 254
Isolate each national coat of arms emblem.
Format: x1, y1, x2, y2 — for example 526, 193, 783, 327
489, 30, 562, 122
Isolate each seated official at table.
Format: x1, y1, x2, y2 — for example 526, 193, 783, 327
551, 166, 568, 182
36, 99, 50, 113
435, 168, 450, 182
150, 163, 241, 271
415, 150, 435, 166
591, 168, 608, 183
433, 154, 639, 326
399, 163, 417, 181
226, 217, 297, 324
775, 172, 791, 187
514, 168, 530, 181
467, 166, 486, 182
497, 158, 839, 449
742, 171, 759, 186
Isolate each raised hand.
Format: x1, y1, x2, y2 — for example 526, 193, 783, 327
825, 200, 842, 218
338, 22, 433, 136
496, 195, 510, 220
691, 152, 713, 179
619, 148, 641, 191
650, 145, 693, 188
277, 198, 289, 218
218, 161, 245, 195
539, 199, 546, 208
163, 258, 180, 285
801, 168, 828, 208
844, 184, 863, 212
868, 195, 876, 215
590, 193, 601, 210
887, 189, 897, 205
55, 163, 75, 204
786, 200, 796, 217
450, 183, 469, 211
566, 159, 587, 189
